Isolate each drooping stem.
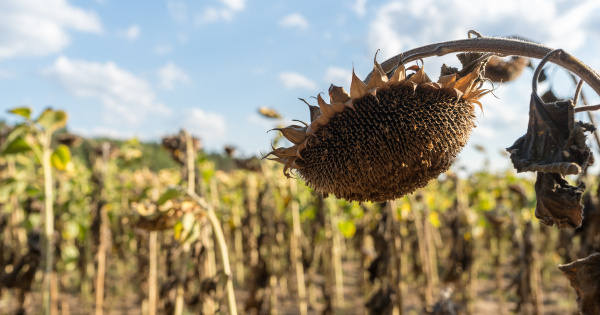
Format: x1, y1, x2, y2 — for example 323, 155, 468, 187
367, 32, 600, 99
569, 73, 600, 151
181, 188, 238, 315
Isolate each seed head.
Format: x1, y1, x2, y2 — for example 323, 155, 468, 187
266, 55, 490, 202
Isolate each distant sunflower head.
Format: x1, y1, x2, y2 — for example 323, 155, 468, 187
266, 54, 491, 202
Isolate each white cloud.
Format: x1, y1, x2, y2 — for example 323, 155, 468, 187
181, 108, 226, 142
279, 13, 309, 30
158, 62, 190, 90
194, 0, 246, 26
0, 69, 13, 79
351, 0, 368, 17
167, 1, 188, 24
325, 67, 352, 89
220, 0, 245, 11
117, 24, 140, 40
195, 7, 233, 25
368, 0, 600, 61
279, 72, 318, 90
154, 44, 173, 55
0, 0, 102, 60
42, 56, 170, 125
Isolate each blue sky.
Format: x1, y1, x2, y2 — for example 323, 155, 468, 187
2, 0, 600, 172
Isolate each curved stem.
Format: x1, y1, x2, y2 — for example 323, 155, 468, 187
179, 187, 238, 315
368, 34, 600, 98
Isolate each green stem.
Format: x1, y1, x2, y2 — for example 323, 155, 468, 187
41, 132, 54, 315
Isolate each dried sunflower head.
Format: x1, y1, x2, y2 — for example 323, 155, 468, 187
266, 54, 490, 202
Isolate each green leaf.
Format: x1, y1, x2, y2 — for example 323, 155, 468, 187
0, 178, 17, 200
51, 144, 71, 170
9, 107, 31, 119
157, 188, 182, 206
173, 221, 183, 241
25, 186, 41, 197
1, 137, 31, 155
0, 178, 27, 202
36, 108, 67, 132
338, 220, 356, 238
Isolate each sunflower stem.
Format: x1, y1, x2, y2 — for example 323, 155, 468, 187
574, 104, 600, 113
369, 32, 600, 98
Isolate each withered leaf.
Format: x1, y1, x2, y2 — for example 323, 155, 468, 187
507, 97, 593, 176
534, 172, 584, 229
507, 50, 595, 229
558, 253, 600, 314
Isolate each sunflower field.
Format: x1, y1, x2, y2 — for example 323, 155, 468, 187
0, 109, 597, 315
2, 34, 600, 315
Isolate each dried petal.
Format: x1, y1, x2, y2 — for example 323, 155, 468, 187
367, 58, 389, 90
408, 65, 432, 85
299, 98, 321, 122
272, 125, 307, 145
350, 69, 368, 99
329, 84, 351, 103
390, 64, 406, 83
317, 94, 335, 117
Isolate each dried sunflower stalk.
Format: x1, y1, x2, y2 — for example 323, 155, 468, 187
266, 54, 490, 202
507, 50, 595, 229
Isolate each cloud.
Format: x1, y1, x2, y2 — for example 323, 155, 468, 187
158, 62, 190, 90
220, 0, 245, 11
42, 56, 170, 125
351, 0, 368, 17
154, 44, 173, 55
0, 0, 102, 60
279, 72, 317, 90
167, 1, 188, 24
181, 108, 226, 142
117, 24, 140, 40
195, 7, 233, 25
325, 67, 352, 88
368, 0, 600, 61
0, 69, 13, 79
279, 13, 309, 30
194, 0, 246, 26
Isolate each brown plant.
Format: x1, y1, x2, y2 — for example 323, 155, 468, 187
266, 54, 490, 202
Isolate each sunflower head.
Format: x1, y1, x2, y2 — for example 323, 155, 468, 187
266, 54, 490, 202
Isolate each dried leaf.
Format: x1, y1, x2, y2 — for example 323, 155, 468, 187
507, 49, 595, 228
507, 96, 594, 176
534, 172, 585, 228
558, 253, 600, 314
